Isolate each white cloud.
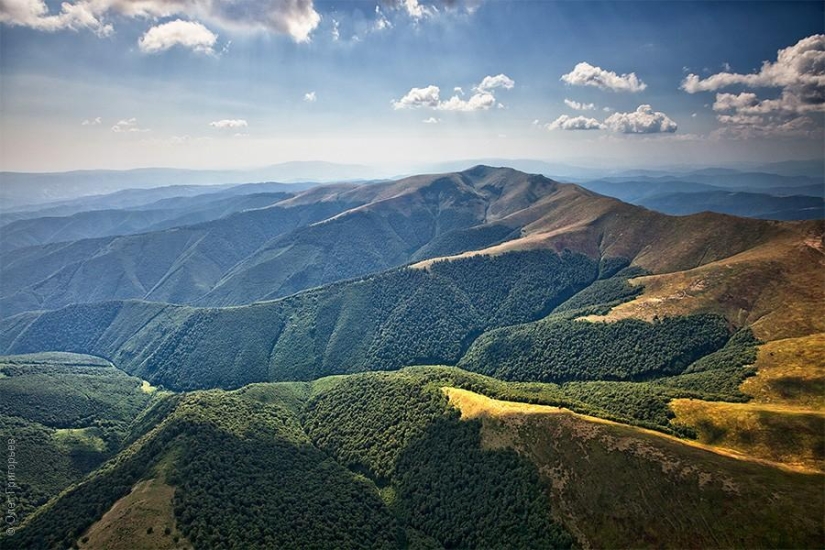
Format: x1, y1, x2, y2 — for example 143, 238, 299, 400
387, 0, 483, 19
531, 119, 540, 126
476, 73, 514, 92
209, 119, 248, 129
111, 118, 149, 133
710, 116, 821, 140
437, 91, 495, 111
374, 6, 391, 30
682, 34, 824, 139
304, 91, 317, 102
138, 20, 217, 55
0, 0, 320, 42
561, 62, 647, 92
681, 35, 825, 97
81, 116, 102, 126
393, 85, 441, 109
0, 0, 112, 35
403, 0, 434, 20
547, 115, 603, 131
602, 106, 612, 112
422, 117, 440, 124
603, 105, 677, 133
564, 98, 595, 111
393, 74, 513, 112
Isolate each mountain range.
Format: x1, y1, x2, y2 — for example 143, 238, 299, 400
0, 165, 822, 549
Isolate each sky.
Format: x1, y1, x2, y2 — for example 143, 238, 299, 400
0, 0, 823, 172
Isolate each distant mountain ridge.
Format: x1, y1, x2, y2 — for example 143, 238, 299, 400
0, 161, 377, 209
4, 165, 815, 319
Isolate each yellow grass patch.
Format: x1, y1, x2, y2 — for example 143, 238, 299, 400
669, 399, 824, 472
78, 477, 190, 550
443, 387, 824, 549
443, 387, 812, 471
669, 334, 825, 472
742, 333, 825, 408
581, 231, 825, 342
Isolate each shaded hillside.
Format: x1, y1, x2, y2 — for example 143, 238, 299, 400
583, 222, 825, 342
1, 250, 602, 389
638, 191, 824, 220
0, 192, 291, 252
7, 377, 573, 550
0, 196, 360, 316
3, 166, 809, 319
446, 388, 824, 549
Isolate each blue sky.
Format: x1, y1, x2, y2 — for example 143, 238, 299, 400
1, 0, 823, 171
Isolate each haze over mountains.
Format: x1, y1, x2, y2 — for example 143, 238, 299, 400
3, 165, 821, 319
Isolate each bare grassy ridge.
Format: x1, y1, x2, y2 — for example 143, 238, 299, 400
580, 224, 825, 342
743, 333, 825, 408
445, 388, 824, 549
77, 478, 190, 550
669, 334, 825, 471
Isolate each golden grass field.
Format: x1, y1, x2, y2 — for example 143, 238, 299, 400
669, 333, 825, 472
77, 454, 190, 550
444, 387, 824, 549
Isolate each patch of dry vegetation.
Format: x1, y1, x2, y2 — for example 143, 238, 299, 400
445, 387, 824, 549
77, 453, 190, 550
668, 333, 825, 472
669, 399, 824, 472
582, 226, 825, 342
742, 333, 825, 408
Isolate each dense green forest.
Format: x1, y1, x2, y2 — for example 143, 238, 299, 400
7, 379, 575, 549
0, 316, 777, 550
0, 353, 155, 522
4, 249, 604, 389
460, 314, 731, 382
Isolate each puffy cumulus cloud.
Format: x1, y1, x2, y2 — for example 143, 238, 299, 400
0, 0, 112, 35
111, 118, 149, 133
138, 20, 217, 54
304, 91, 317, 102
437, 91, 495, 111
546, 115, 603, 131
561, 62, 647, 92
476, 73, 514, 92
0, 0, 320, 42
682, 34, 825, 139
681, 35, 825, 99
393, 74, 513, 112
209, 119, 248, 128
422, 117, 440, 124
81, 116, 102, 126
393, 85, 441, 109
603, 105, 677, 134
563, 99, 595, 111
